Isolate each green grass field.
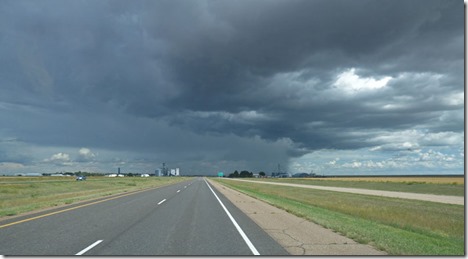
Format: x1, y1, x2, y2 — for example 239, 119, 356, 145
245, 177, 464, 196
0, 176, 190, 218
214, 178, 464, 255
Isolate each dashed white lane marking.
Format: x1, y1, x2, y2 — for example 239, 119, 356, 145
158, 199, 166, 205
184, 186, 187, 188
204, 179, 260, 256
76, 240, 103, 255
177, 190, 181, 193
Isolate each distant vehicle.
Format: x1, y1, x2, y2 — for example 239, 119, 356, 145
141, 174, 150, 177
76, 176, 86, 181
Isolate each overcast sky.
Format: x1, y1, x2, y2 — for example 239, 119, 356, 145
0, 0, 464, 176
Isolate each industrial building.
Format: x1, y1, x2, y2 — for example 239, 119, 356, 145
156, 164, 180, 176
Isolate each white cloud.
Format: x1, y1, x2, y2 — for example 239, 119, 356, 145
49, 153, 70, 161
368, 130, 463, 151
44, 152, 72, 165
418, 149, 456, 162
441, 92, 464, 107
327, 157, 340, 165
337, 149, 460, 171
343, 161, 362, 168
368, 130, 421, 151
188, 110, 273, 124
333, 68, 392, 95
420, 132, 463, 146
78, 147, 96, 161
290, 146, 463, 175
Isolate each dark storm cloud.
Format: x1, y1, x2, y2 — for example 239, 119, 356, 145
147, 0, 463, 150
0, 0, 463, 174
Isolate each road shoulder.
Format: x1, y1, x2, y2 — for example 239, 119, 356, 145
208, 179, 386, 255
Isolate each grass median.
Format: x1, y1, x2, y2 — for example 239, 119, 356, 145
214, 178, 464, 255
0, 176, 190, 218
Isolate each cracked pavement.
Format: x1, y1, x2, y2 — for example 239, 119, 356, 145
208, 179, 386, 255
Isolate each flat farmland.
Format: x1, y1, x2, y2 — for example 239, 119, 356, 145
314, 176, 464, 184
244, 176, 464, 196
0, 176, 190, 218
215, 177, 464, 255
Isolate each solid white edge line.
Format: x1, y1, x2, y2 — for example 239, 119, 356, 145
75, 240, 103, 255
204, 179, 260, 256
158, 199, 167, 205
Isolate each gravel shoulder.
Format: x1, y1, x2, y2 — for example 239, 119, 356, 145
208, 179, 387, 255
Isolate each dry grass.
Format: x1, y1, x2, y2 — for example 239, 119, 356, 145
252, 177, 464, 196
0, 176, 190, 217
306, 176, 464, 184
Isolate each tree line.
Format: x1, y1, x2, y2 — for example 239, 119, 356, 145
227, 170, 266, 178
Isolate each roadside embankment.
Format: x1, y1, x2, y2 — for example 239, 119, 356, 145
208, 179, 386, 255
212, 178, 464, 255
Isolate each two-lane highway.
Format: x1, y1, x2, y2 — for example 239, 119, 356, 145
0, 177, 288, 255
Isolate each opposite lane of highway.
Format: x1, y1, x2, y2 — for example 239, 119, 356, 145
0, 177, 288, 256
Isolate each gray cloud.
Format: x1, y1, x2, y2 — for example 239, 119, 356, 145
0, 0, 463, 175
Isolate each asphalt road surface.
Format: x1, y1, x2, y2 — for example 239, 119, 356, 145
0, 177, 288, 256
